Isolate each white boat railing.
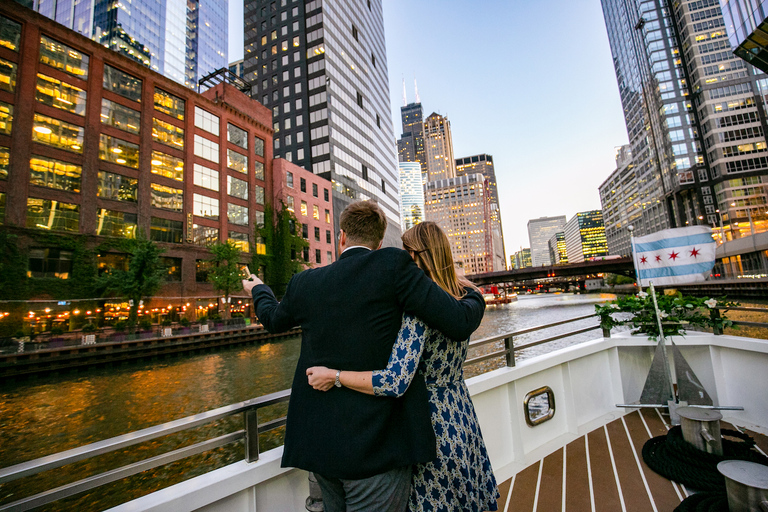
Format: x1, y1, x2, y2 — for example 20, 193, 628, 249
0, 308, 765, 511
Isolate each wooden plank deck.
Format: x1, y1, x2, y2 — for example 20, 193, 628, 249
494, 409, 768, 512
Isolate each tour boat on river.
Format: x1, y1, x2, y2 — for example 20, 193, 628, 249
1, 312, 767, 511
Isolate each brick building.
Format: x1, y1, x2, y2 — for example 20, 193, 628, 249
0, 4, 279, 321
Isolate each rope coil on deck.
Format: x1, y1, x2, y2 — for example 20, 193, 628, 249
641, 426, 768, 512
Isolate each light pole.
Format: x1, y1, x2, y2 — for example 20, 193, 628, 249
628, 225, 642, 288
715, 209, 725, 244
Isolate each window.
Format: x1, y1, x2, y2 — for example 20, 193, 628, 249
300, 177, 306, 192
153, 118, 184, 149
27, 248, 73, 278
286, 195, 294, 211
97, 171, 137, 202
362, 165, 368, 181
150, 183, 184, 211
312, 183, 318, 197
27, 198, 79, 232
315, 249, 321, 264
0, 100, 12, 135
324, 188, 329, 201
36, 74, 87, 116
0, 145, 8, 181
228, 203, 249, 225
255, 136, 265, 157
0, 58, 16, 93
301, 200, 307, 216
194, 194, 219, 219
228, 231, 250, 252
150, 217, 183, 243
357, 91, 363, 108
254, 185, 265, 205
29, 155, 81, 193
352, 25, 358, 41
32, 114, 84, 153
325, 209, 330, 223
227, 149, 248, 173
160, 257, 182, 280
327, 251, 333, 264
39, 35, 89, 79
194, 106, 220, 135
0, 15, 21, 52
287, 171, 294, 187
228, 175, 249, 199
151, 150, 184, 181
99, 134, 140, 168
302, 223, 308, 239
326, 230, 331, 244
193, 226, 219, 247
96, 209, 137, 238
314, 226, 320, 241
193, 163, 219, 191
154, 88, 185, 120
313, 204, 319, 220
101, 99, 141, 134
194, 134, 219, 163
228, 123, 248, 149
103, 64, 141, 102
254, 160, 265, 180
196, 259, 215, 281
303, 246, 309, 261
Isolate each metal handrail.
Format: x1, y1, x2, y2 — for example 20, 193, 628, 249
0, 389, 291, 511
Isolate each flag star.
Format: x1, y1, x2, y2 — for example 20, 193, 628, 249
640, 256, 648, 264
655, 255, 662, 262
690, 247, 700, 258
669, 251, 680, 261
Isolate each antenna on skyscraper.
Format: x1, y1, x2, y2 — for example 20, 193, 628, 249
402, 78, 407, 107
414, 78, 420, 103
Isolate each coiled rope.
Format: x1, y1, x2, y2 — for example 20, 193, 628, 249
641, 425, 768, 512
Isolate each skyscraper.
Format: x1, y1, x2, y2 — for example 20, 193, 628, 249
32, 0, 228, 88
599, 144, 638, 256
527, 216, 566, 267
548, 232, 568, 265
424, 174, 491, 275
423, 113, 456, 183
242, 0, 401, 247
398, 162, 424, 232
456, 154, 506, 270
397, 83, 426, 169
719, 0, 768, 73
564, 211, 609, 263
601, 0, 768, 242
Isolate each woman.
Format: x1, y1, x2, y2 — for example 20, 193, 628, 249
306, 222, 499, 512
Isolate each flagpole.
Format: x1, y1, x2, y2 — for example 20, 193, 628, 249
628, 225, 642, 289
649, 281, 677, 406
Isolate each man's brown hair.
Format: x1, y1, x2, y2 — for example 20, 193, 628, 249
339, 200, 387, 249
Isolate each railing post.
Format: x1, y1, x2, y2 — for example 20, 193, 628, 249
244, 409, 260, 462
505, 336, 515, 367
711, 308, 722, 335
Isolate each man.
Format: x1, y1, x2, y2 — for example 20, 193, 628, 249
243, 200, 484, 511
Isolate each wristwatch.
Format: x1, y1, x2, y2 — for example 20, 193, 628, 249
334, 370, 342, 388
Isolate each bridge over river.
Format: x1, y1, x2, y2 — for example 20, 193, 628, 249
468, 257, 635, 287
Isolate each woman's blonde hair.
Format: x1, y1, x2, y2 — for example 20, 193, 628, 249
401, 221, 479, 299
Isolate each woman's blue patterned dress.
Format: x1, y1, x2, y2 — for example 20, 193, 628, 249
372, 314, 499, 512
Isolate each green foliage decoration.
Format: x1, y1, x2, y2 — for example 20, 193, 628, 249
207, 240, 244, 319
595, 289, 739, 340
252, 202, 309, 298
98, 235, 166, 324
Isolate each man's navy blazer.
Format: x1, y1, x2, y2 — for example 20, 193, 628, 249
252, 246, 485, 479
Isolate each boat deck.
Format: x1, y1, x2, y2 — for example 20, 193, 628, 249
495, 408, 768, 512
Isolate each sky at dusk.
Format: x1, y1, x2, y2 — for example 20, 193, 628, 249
230, 1, 630, 262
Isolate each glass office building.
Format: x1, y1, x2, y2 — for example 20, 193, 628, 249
398, 162, 424, 232
32, 0, 227, 88
601, 0, 768, 241
720, 0, 768, 72
527, 216, 566, 267
243, 0, 401, 246
564, 211, 609, 263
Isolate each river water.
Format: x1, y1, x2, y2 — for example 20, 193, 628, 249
0, 293, 614, 511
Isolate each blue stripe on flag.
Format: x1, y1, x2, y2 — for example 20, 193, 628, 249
634, 233, 714, 253
638, 261, 715, 280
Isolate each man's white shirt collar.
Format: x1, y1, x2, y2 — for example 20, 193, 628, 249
341, 245, 372, 254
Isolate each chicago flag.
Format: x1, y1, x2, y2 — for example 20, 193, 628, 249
632, 226, 717, 286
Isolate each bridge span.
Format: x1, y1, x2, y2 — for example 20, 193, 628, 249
468, 257, 635, 286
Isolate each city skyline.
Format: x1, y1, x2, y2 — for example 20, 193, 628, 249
230, 0, 628, 259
